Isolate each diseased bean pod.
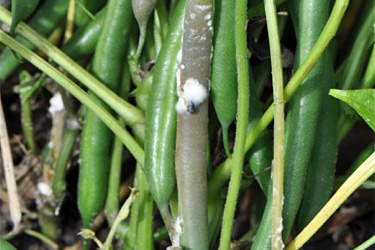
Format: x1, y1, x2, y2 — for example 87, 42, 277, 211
144, 0, 184, 213
10, 0, 39, 34
210, 0, 236, 156
78, 0, 133, 230
132, 0, 157, 59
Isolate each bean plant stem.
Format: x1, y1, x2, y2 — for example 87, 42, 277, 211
353, 235, 375, 250
264, 0, 285, 249
19, 70, 38, 154
103, 189, 139, 250
63, 0, 76, 43
52, 115, 80, 200
24, 229, 59, 250
218, 0, 249, 248
361, 42, 375, 89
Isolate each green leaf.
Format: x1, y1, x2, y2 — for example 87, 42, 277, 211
10, 0, 39, 34
329, 89, 375, 131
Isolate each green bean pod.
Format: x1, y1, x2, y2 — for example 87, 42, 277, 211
61, 6, 107, 61
78, 0, 133, 229
0, 0, 69, 83
210, 0, 236, 156
282, 0, 330, 240
10, 0, 39, 34
144, 0, 184, 211
297, 53, 338, 230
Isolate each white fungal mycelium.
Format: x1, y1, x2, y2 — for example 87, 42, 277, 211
170, 216, 182, 247
183, 78, 208, 105
177, 49, 182, 64
175, 97, 188, 114
175, 78, 208, 114
37, 182, 52, 196
48, 92, 64, 116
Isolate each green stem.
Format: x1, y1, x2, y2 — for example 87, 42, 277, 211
361, 42, 375, 89
264, 0, 285, 249
19, 70, 38, 154
134, 165, 154, 250
0, 30, 145, 165
105, 116, 126, 225
24, 229, 58, 250
353, 235, 375, 250
52, 115, 80, 200
105, 61, 132, 225
218, 0, 249, 248
103, 189, 139, 250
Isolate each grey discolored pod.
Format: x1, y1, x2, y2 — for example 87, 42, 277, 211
132, 0, 157, 59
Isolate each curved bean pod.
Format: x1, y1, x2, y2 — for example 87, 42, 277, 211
144, 0, 184, 219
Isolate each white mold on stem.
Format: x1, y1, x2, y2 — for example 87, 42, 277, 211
183, 78, 208, 104
175, 78, 208, 114
48, 92, 64, 116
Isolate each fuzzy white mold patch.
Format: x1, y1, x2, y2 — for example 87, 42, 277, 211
177, 49, 182, 64
183, 78, 208, 105
48, 92, 64, 115
169, 216, 182, 248
37, 182, 52, 196
175, 78, 208, 114
175, 97, 187, 114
